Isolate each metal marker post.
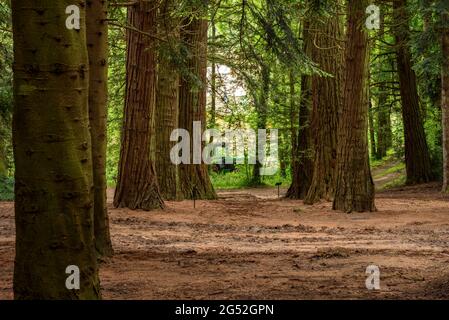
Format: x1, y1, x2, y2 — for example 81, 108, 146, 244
275, 182, 282, 198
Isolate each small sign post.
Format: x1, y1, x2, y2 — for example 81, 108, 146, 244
275, 182, 282, 198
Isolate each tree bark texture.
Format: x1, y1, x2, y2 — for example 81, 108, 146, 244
333, 0, 376, 213
286, 22, 313, 199
155, 0, 181, 200
86, 0, 113, 257
114, 0, 164, 210
12, 0, 100, 299
393, 0, 433, 185
304, 13, 343, 204
178, 16, 217, 200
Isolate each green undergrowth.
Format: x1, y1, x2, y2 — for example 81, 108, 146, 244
373, 162, 406, 179
211, 165, 291, 190
0, 176, 14, 201
378, 175, 407, 191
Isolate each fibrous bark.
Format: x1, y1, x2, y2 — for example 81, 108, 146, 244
304, 12, 343, 204
178, 15, 217, 200
333, 0, 376, 213
155, 0, 180, 201
114, 0, 164, 210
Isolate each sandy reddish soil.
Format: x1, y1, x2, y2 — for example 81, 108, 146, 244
1, 183, 449, 300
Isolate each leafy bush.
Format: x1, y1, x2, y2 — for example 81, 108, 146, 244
0, 176, 14, 201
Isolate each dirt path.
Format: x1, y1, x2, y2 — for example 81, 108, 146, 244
372, 160, 405, 191
1, 184, 449, 299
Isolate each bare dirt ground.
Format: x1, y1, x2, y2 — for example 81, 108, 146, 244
1, 183, 449, 300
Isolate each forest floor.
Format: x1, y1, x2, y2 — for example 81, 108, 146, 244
371, 157, 406, 191
1, 167, 449, 299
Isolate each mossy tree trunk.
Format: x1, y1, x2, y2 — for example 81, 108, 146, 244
12, 0, 100, 299
114, 0, 164, 210
333, 0, 376, 213
178, 15, 217, 200
86, 0, 113, 257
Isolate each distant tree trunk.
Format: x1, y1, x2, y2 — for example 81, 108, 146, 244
287, 23, 313, 199
279, 127, 288, 178
442, 11, 449, 192
304, 13, 343, 204
423, 0, 432, 32
333, 0, 376, 213
369, 99, 377, 157
178, 16, 217, 200
12, 0, 100, 299
375, 12, 391, 159
87, 0, 113, 257
251, 64, 270, 185
393, 0, 433, 185
376, 88, 390, 159
155, 0, 180, 201
287, 73, 299, 185
210, 17, 217, 128
114, 1, 164, 210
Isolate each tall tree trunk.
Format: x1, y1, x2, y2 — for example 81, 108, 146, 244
251, 64, 270, 185
286, 23, 313, 199
369, 99, 377, 158
114, 1, 164, 210
155, 0, 180, 200
375, 13, 391, 159
179, 16, 217, 200
210, 17, 217, 128
376, 89, 390, 159
287, 72, 299, 189
304, 12, 343, 204
393, 0, 433, 184
86, 0, 113, 257
333, 0, 376, 213
12, 0, 100, 298
442, 11, 449, 192
279, 130, 288, 178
